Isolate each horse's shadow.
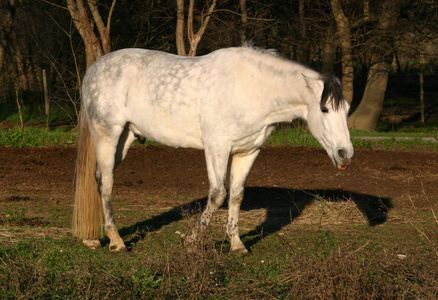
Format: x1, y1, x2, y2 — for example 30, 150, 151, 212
112, 187, 392, 251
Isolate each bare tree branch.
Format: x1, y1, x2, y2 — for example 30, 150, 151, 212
187, 0, 217, 56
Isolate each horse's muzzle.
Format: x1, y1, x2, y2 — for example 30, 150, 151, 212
337, 163, 350, 170
335, 148, 352, 170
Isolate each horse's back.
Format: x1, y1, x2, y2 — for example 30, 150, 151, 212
82, 48, 207, 148
80, 47, 284, 151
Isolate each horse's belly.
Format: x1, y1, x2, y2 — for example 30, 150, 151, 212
145, 128, 204, 149
129, 113, 203, 149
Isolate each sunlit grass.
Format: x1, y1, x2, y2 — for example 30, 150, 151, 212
0, 126, 77, 148
1, 125, 437, 149
1, 101, 437, 149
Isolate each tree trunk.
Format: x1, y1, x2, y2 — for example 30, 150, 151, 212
297, 0, 309, 64
13, 44, 29, 91
348, 59, 391, 130
176, 0, 216, 56
176, 0, 186, 55
348, 0, 404, 130
87, 0, 114, 55
321, 27, 336, 75
330, 0, 353, 104
25, 54, 39, 91
187, 0, 217, 56
66, 0, 116, 68
0, 0, 15, 73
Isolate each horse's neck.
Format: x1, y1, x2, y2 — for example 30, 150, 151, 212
256, 63, 315, 125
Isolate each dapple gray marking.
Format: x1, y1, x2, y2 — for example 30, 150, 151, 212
77, 45, 354, 253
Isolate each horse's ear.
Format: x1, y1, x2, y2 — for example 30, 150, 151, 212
301, 74, 323, 98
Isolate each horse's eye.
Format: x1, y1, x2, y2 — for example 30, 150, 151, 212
321, 107, 329, 113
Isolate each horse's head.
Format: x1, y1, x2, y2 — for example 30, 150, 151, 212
304, 74, 354, 170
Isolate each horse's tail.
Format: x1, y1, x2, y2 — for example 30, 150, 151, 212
72, 108, 101, 240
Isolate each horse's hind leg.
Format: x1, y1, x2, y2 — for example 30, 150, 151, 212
228, 150, 260, 255
115, 125, 137, 169
92, 124, 129, 252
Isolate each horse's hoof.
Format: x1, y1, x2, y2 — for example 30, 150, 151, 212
83, 239, 102, 250
109, 244, 128, 252
230, 246, 250, 256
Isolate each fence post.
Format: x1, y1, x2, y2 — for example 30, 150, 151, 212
43, 69, 49, 115
419, 71, 424, 123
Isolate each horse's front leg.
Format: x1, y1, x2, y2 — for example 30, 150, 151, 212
184, 145, 229, 252
227, 150, 260, 255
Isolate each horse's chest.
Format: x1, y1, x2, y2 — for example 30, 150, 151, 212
231, 125, 276, 153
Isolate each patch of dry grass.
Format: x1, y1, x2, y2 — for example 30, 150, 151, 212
1, 190, 438, 299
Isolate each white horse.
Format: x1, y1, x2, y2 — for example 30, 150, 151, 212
73, 45, 354, 254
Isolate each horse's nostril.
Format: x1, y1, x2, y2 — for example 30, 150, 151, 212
338, 149, 346, 159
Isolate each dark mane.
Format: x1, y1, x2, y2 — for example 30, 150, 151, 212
320, 75, 345, 112
240, 43, 345, 111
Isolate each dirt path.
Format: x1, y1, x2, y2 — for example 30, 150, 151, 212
0, 146, 437, 233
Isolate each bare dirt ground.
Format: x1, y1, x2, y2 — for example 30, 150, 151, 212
1, 145, 437, 238
1, 144, 437, 299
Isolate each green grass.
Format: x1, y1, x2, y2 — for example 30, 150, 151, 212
0, 102, 77, 125
0, 126, 77, 148
266, 127, 438, 150
1, 100, 437, 149
376, 120, 438, 134
265, 127, 321, 148
1, 125, 437, 149
1, 212, 437, 299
